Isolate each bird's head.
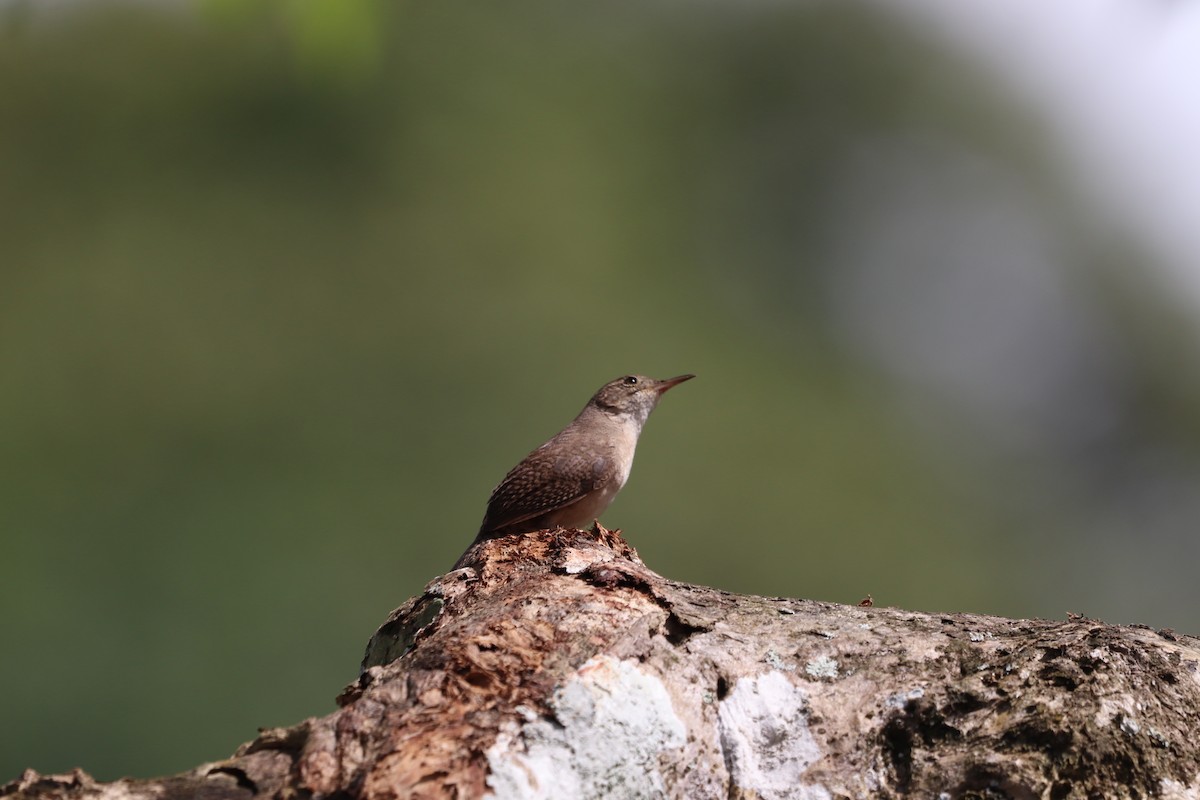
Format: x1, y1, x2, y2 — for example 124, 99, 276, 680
590, 373, 694, 428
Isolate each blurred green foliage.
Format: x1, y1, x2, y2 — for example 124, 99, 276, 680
200, 0, 384, 82
0, 0, 1140, 783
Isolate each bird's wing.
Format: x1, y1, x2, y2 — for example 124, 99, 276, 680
479, 450, 612, 535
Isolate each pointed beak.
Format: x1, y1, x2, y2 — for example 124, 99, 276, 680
654, 374, 695, 394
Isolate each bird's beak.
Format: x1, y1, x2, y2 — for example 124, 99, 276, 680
654, 374, 695, 394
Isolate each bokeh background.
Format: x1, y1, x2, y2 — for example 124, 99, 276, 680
4, 0, 1200, 783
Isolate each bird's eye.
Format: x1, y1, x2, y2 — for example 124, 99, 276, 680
623, 376, 638, 385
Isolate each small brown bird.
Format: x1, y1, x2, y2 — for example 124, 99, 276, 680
477, 374, 694, 541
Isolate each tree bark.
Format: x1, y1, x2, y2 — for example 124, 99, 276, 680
6, 525, 1200, 799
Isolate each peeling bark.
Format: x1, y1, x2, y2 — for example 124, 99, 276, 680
6, 525, 1200, 799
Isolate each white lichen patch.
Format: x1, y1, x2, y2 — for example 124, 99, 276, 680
764, 649, 795, 671
717, 671, 829, 800
886, 687, 925, 709
1160, 776, 1200, 799
1096, 694, 1141, 731
485, 655, 686, 800
804, 656, 839, 680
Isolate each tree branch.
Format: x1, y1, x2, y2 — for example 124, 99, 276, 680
7, 525, 1200, 799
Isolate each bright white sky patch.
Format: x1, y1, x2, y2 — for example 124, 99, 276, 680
879, 0, 1200, 315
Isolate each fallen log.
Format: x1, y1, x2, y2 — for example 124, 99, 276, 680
6, 525, 1200, 799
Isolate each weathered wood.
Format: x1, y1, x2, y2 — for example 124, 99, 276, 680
6, 525, 1200, 799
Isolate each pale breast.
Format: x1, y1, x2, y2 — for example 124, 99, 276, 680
609, 417, 639, 488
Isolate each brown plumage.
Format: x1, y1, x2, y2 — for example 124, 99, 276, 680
477, 374, 693, 541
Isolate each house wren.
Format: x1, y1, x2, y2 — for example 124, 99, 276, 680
476, 374, 694, 541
